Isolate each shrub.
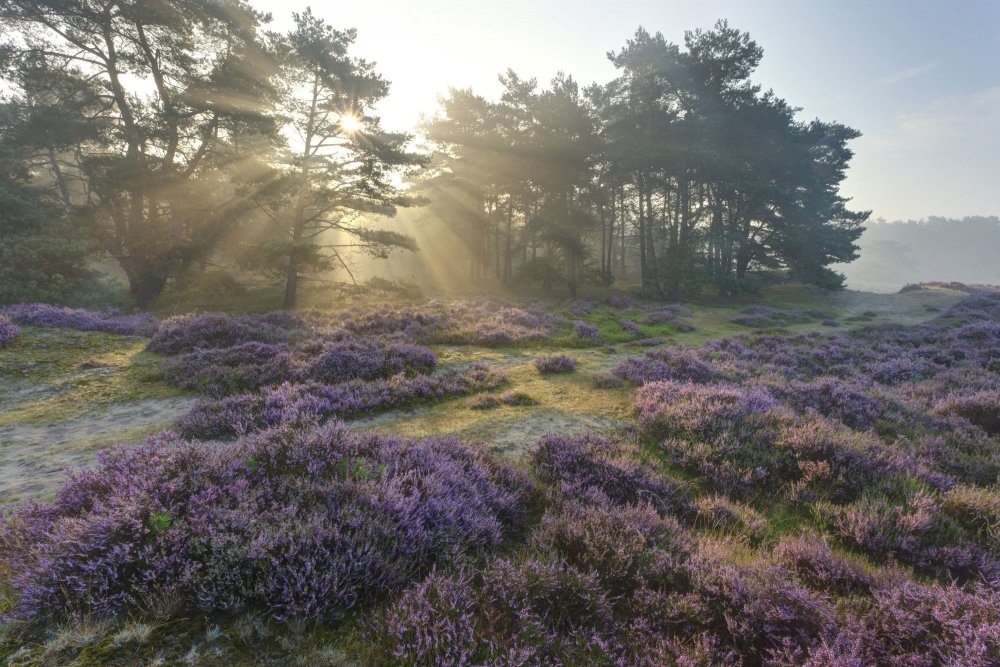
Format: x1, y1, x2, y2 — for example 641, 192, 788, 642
612, 347, 719, 385
934, 390, 1000, 435
531, 434, 688, 516
778, 417, 894, 503
870, 356, 937, 385
532, 501, 691, 596
149, 313, 288, 354
306, 340, 436, 384
162, 342, 299, 396
3, 303, 158, 336
693, 495, 769, 543
772, 534, 874, 595
573, 320, 601, 342
634, 381, 780, 442
773, 377, 883, 430
822, 492, 1000, 585
855, 581, 1000, 666
0, 424, 532, 622
534, 354, 576, 374
688, 558, 838, 659
371, 571, 481, 665
373, 558, 617, 665
0, 314, 20, 347
619, 319, 642, 336
178, 365, 507, 439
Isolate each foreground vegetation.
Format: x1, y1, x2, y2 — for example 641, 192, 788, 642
0, 282, 997, 665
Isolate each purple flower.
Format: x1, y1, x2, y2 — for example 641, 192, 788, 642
573, 321, 601, 343
0, 315, 20, 347
2, 303, 158, 336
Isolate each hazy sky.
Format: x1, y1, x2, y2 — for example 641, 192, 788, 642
255, 0, 1000, 222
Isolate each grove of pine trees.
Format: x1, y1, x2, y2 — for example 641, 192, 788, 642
423, 23, 869, 298
0, 1, 867, 307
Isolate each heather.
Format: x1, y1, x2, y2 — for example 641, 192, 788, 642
4, 286, 1000, 663
0, 423, 533, 621
177, 364, 508, 439
0, 315, 19, 348
2, 303, 159, 336
534, 354, 576, 374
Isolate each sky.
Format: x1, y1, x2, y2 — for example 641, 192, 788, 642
255, 0, 1000, 222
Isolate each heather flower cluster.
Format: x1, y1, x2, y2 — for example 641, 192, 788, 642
0, 423, 533, 621
0, 314, 19, 348
2, 303, 159, 336
177, 364, 507, 439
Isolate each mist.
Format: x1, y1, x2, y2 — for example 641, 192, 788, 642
840, 215, 1000, 292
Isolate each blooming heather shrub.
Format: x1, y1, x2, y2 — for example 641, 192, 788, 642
772, 534, 874, 595
0, 314, 19, 347
822, 492, 1000, 585
480, 557, 617, 660
855, 581, 1000, 666
534, 354, 576, 374
532, 434, 688, 516
3, 303, 158, 336
573, 320, 601, 343
636, 382, 797, 497
305, 339, 436, 384
950, 320, 1000, 345
778, 417, 895, 503
532, 501, 691, 595
773, 377, 883, 430
162, 342, 299, 396
619, 319, 642, 336
693, 495, 769, 543
634, 381, 780, 442
744, 305, 778, 318
731, 314, 780, 328
149, 313, 289, 354
688, 557, 838, 660
567, 298, 599, 316
373, 558, 617, 665
870, 356, 938, 385
178, 364, 507, 439
934, 390, 1000, 435
0, 423, 532, 621
612, 347, 719, 385
372, 571, 481, 665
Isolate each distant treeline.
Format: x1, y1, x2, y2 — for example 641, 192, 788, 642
841, 216, 1000, 290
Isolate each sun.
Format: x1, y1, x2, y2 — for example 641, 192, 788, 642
339, 113, 364, 134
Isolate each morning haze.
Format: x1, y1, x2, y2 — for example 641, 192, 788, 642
0, 1, 999, 663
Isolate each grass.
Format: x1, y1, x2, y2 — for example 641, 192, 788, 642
0, 327, 182, 427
